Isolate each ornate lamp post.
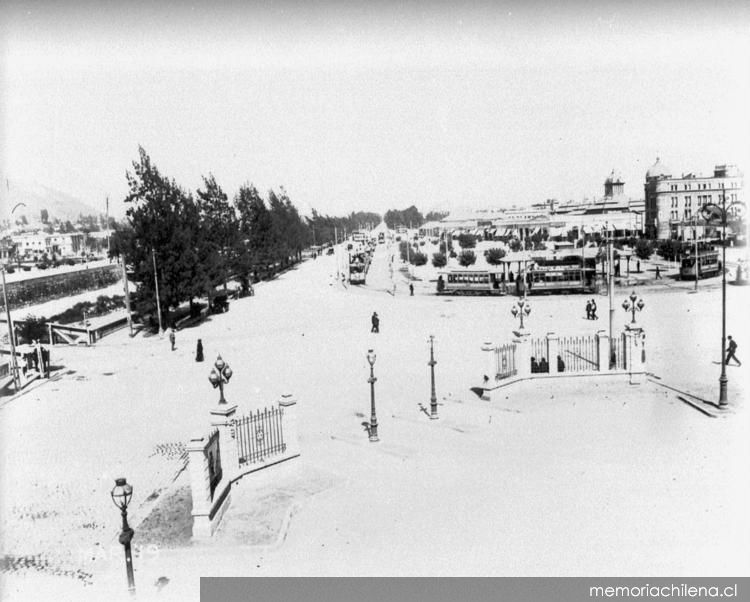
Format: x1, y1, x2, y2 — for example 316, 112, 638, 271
428, 335, 438, 420
510, 297, 532, 333
208, 354, 233, 404
700, 194, 745, 406
621, 291, 645, 325
111, 478, 136, 595
366, 349, 379, 442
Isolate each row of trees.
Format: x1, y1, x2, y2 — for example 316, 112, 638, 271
114, 147, 381, 329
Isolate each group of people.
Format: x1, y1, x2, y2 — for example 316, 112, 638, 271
585, 299, 598, 320
530, 355, 566, 373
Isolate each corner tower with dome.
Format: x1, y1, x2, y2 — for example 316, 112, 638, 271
643, 157, 743, 240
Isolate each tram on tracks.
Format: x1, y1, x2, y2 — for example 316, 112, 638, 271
679, 249, 720, 280
436, 255, 597, 296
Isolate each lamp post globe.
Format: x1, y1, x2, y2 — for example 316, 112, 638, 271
209, 354, 232, 405
366, 349, 379, 441
111, 478, 136, 595
622, 291, 644, 325
428, 336, 438, 420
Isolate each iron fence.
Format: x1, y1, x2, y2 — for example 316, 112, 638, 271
530, 337, 549, 373
234, 407, 286, 466
610, 334, 626, 370
558, 335, 598, 373
494, 343, 517, 380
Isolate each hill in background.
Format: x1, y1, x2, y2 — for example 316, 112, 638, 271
2, 179, 103, 224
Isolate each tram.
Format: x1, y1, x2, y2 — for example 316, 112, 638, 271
436, 255, 597, 296
436, 270, 507, 295
679, 249, 720, 280
525, 256, 598, 294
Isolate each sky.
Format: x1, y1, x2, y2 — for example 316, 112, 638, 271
1, 0, 749, 219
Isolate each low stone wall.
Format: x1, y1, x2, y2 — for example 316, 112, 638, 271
5, 265, 121, 308
188, 394, 300, 538
480, 327, 648, 400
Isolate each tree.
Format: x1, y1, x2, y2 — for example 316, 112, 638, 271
411, 252, 428, 266
235, 183, 273, 284
40, 209, 49, 224
634, 239, 653, 260
485, 248, 506, 265
383, 206, 424, 229
458, 250, 477, 267
508, 238, 522, 252
424, 211, 449, 222
457, 233, 477, 249
431, 252, 447, 268
196, 174, 237, 295
657, 239, 682, 262
122, 147, 203, 329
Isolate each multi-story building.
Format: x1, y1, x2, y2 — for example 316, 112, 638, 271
644, 159, 744, 240
11, 233, 47, 260
11, 231, 85, 260
46, 232, 85, 257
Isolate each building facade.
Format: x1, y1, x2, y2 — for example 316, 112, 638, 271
644, 159, 744, 240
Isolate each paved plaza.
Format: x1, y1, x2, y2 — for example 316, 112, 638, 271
1, 243, 748, 601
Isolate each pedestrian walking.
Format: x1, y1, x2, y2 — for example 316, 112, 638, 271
409, 282, 414, 296
590, 299, 598, 320
726, 336, 741, 366
585, 299, 592, 320
169, 328, 176, 351
636, 260, 640, 273
655, 265, 661, 279
195, 339, 204, 362
371, 312, 380, 333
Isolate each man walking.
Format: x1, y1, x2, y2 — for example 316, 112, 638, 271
655, 265, 662, 279
371, 312, 380, 333
409, 282, 414, 296
590, 299, 598, 320
585, 299, 592, 320
726, 336, 741, 366
169, 328, 176, 351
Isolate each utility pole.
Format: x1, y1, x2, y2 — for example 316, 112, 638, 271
120, 259, 134, 336
105, 196, 110, 257
607, 223, 614, 367
151, 248, 163, 334
694, 212, 698, 291
1, 267, 21, 390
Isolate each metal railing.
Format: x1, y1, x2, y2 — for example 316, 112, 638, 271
494, 343, 517, 380
558, 335, 598, 373
531, 337, 549, 373
234, 407, 287, 466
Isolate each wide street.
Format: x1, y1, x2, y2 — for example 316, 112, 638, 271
1, 242, 749, 601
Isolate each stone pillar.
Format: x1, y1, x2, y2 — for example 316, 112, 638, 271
278, 393, 301, 459
515, 335, 531, 378
210, 403, 239, 483
546, 332, 560, 374
596, 330, 610, 372
187, 433, 212, 538
624, 327, 645, 384
481, 341, 496, 383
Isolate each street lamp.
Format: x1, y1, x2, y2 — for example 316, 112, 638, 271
428, 335, 438, 420
700, 194, 745, 406
621, 291, 645, 325
208, 354, 233, 404
0, 267, 21, 390
510, 298, 532, 332
366, 349, 379, 442
110, 477, 135, 595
